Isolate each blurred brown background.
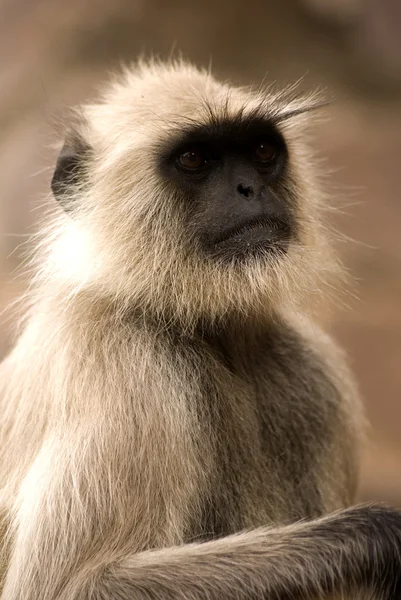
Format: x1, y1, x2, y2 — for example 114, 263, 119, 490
0, 0, 400, 504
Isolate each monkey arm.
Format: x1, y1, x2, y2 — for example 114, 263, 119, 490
98, 505, 401, 600
4, 500, 401, 600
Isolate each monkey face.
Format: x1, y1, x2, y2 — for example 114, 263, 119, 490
158, 117, 293, 264
49, 61, 339, 326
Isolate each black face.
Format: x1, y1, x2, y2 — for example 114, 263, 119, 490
159, 117, 294, 262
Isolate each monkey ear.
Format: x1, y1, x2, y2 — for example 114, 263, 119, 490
51, 133, 91, 211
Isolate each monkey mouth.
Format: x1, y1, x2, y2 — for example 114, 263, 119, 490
211, 217, 292, 258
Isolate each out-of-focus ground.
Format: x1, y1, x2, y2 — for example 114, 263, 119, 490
0, 0, 400, 504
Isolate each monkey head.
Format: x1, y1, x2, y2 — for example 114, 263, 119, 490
50, 60, 338, 328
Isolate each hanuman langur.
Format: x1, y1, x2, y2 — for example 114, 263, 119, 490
0, 60, 400, 600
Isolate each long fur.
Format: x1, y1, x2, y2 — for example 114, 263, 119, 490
0, 59, 400, 600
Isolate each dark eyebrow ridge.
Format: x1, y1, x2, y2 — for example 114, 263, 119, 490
161, 113, 285, 156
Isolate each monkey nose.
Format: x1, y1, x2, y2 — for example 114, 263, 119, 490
236, 183, 254, 199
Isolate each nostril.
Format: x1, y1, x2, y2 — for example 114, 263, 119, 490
237, 183, 253, 199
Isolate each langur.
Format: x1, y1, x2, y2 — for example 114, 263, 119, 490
0, 59, 400, 600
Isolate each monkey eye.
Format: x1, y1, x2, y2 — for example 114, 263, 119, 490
254, 140, 277, 164
177, 148, 208, 172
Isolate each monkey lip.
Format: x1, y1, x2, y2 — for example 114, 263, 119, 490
213, 218, 292, 248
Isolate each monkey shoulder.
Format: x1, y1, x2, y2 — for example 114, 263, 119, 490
246, 314, 364, 511
194, 313, 365, 515
253, 313, 361, 415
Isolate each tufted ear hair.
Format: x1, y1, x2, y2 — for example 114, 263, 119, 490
51, 130, 92, 211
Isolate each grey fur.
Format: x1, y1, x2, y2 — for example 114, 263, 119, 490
0, 60, 400, 600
